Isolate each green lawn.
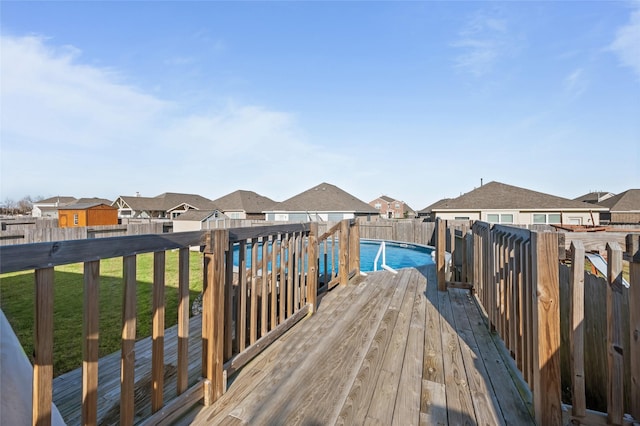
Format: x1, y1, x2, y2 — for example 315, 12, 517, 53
0, 249, 203, 376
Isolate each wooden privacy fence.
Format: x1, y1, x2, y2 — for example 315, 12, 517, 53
471, 221, 640, 426
0, 220, 360, 426
0, 223, 165, 246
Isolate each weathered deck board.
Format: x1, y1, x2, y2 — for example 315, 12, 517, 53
52, 315, 203, 425
181, 267, 534, 426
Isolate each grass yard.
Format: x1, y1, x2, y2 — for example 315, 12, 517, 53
0, 249, 203, 376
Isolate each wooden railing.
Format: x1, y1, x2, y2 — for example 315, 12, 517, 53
470, 221, 640, 426
317, 219, 360, 290
0, 220, 361, 425
0, 232, 203, 426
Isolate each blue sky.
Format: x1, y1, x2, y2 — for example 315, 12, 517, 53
1, 1, 639, 210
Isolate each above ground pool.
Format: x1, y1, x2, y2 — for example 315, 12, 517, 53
358, 239, 434, 272
232, 238, 435, 273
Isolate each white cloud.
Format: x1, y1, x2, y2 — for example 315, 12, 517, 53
563, 68, 588, 98
609, 5, 640, 79
452, 10, 515, 77
0, 35, 344, 201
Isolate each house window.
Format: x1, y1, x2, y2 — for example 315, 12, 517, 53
395, 203, 400, 208
73, 214, 79, 225
501, 214, 513, 224
374, 203, 381, 209
455, 216, 470, 220
533, 213, 562, 224
488, 213, 514, 223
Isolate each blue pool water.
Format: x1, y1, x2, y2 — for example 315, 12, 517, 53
232, 239, 434, 272
359, 240, 434, 271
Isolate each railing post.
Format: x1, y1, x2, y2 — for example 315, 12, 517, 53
436, 218, 446, 291
307, 223, 318, 313
627, 234, 640, 421
569, 240, 586, 419
202, 229, 228, 405
606, 242, 624, 425
530, 231, 561, 425
348, 220, 360, 274
339, 219, 349, 286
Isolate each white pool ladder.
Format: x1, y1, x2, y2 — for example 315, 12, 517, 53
373, 241, 398, 274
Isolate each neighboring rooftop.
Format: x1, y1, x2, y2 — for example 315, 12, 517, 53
573, 191, 615, 204
596, 189, 640, 212
211, 190, 276, 214
268, 182, 378, 213
433, 181, 604, 211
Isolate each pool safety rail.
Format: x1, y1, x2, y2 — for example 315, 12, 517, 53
372, 241, 398, 274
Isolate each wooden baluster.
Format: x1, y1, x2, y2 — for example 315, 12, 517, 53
569, 241, 586, 419
152, 251, 165, 413
606, 242, 624, 425
121, 255, 137, 425
307, 223, 318, 313
33, 267, 54, 426
177, 247, 189, 395
83, 261, 99, 426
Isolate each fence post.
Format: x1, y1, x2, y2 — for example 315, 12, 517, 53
569, 240, 586, 418
607, 242, 624, 425
339, 219, 349, 286
627, 234, 640, 421
202, 229, 228, 405
531, 231, 561, 425
436, 218, 446, 291
307, 223, 318, 313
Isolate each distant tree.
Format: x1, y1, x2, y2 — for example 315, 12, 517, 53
1, 198, 17, 215
17, 196, 34, 214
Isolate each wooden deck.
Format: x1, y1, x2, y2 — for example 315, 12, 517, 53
51, 266, 534, 425
176, 266, 534, 425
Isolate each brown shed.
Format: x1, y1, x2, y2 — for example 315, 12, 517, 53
58, 203, 118, 228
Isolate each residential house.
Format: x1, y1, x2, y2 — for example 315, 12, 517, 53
417, 198, 453, 221
173, 210, 228, 233
211, 190, 276, 220
369, 195, 415, 219
73, 197, 113, 206
31, 196, 77, 218
112, 192, 217, 219
264, 182, 378, 222
597, 189, 640, 224
573, 191, 615, 204
427, 181, 606, 225
58, 203, 118, 228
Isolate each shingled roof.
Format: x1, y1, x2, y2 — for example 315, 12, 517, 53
597, 189, 640, 212
419, 198, 453, 214
36, 196, 77, 205
115, 192, 217, 211
212, 190, 276, 214
433, 181, 605, 211
268, 182, 378, 214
